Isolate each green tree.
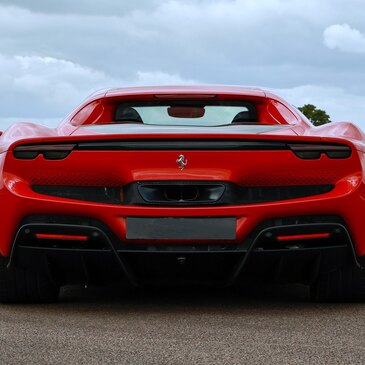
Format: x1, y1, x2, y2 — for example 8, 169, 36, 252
298, 104, 331, 126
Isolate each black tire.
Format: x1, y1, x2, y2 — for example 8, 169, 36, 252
310, 264, 365, 302
0, 266, 59, 304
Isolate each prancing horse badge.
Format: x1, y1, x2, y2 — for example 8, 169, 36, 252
176, 154, 187, 170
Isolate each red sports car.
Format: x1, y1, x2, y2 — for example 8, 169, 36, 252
0, 85, 364, 303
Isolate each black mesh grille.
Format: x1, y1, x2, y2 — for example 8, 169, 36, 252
31, 185, 121, 204
31, 182, 334, 206
124, 182, 334, 206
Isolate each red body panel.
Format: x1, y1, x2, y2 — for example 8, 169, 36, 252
1, 85, 365, 261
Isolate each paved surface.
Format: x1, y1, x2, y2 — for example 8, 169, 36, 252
1, 284, 365, 365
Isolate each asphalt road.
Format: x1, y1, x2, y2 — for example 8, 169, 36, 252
1, 284, 365, 365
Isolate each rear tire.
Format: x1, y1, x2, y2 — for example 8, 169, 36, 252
0, 266, 59, 303
310, 264, 365, 302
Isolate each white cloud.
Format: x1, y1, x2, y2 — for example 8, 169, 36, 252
133, 71, 196, 86
0, 1, 365, 131
0, 54, 111, 119
323, 24, 365, 54
0, 53, 197, 130
275, 85, 365, 129
0, 0, 159, 16
0, 1, 340, 77
13, 56, 109, 101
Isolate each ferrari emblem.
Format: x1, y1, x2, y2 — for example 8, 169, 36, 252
176, 154, 187, 170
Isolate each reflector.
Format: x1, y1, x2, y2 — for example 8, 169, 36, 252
277, 233, 330, 241
35, 233, 88, 241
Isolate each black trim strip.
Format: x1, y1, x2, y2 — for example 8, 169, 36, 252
76, 140, 288, 151
9, 224, 138, 286
8, 221, 359, 287
227, 223, 360, 285
30, 183, 335, 206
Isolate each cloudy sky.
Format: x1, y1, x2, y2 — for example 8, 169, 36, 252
0, 0, 364, 130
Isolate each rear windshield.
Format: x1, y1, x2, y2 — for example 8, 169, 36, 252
114, 101, 258, 126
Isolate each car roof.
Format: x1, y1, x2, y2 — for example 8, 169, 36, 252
103, 85, 267, 98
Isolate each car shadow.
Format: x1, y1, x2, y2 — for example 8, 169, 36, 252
3, 282, 362, 319
54, 282, 334, 312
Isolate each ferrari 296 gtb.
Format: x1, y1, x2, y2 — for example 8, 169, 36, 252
0, 85, 364, 302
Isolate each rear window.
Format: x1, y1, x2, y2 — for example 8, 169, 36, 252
114, 101, 258, 126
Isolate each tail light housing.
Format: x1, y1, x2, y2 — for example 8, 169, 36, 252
12, 142, 352, 160
13, 144, 76, 160
288, 143, 351, 159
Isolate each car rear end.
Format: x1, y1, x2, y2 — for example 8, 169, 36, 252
1, 132, 364, 298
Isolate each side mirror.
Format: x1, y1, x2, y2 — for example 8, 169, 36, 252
0, 131, 3, 136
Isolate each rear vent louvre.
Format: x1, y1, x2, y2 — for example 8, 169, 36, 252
31, 185, 121, 204
31, 182, 334, 205
123, 182, 335, 206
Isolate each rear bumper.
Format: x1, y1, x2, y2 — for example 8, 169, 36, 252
5, 217, 360, 287
2, 182, 365, 256
2, 138, 365, 257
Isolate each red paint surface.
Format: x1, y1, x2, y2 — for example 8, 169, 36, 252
1, 85, 365, 258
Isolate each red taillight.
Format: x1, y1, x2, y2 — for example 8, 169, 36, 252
277, 233, 330, 241
35, 233, 88, 241
288, 143, 351, 159
13, 144, 76, 160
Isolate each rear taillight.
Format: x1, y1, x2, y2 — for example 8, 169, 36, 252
35, 233, 88, 241
276, 233, 330, 241
288, 144, 351, 159
13, 144, 76, 160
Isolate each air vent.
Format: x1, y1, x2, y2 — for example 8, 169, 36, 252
123, 182, 335, 206
138, 183, 225, 204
